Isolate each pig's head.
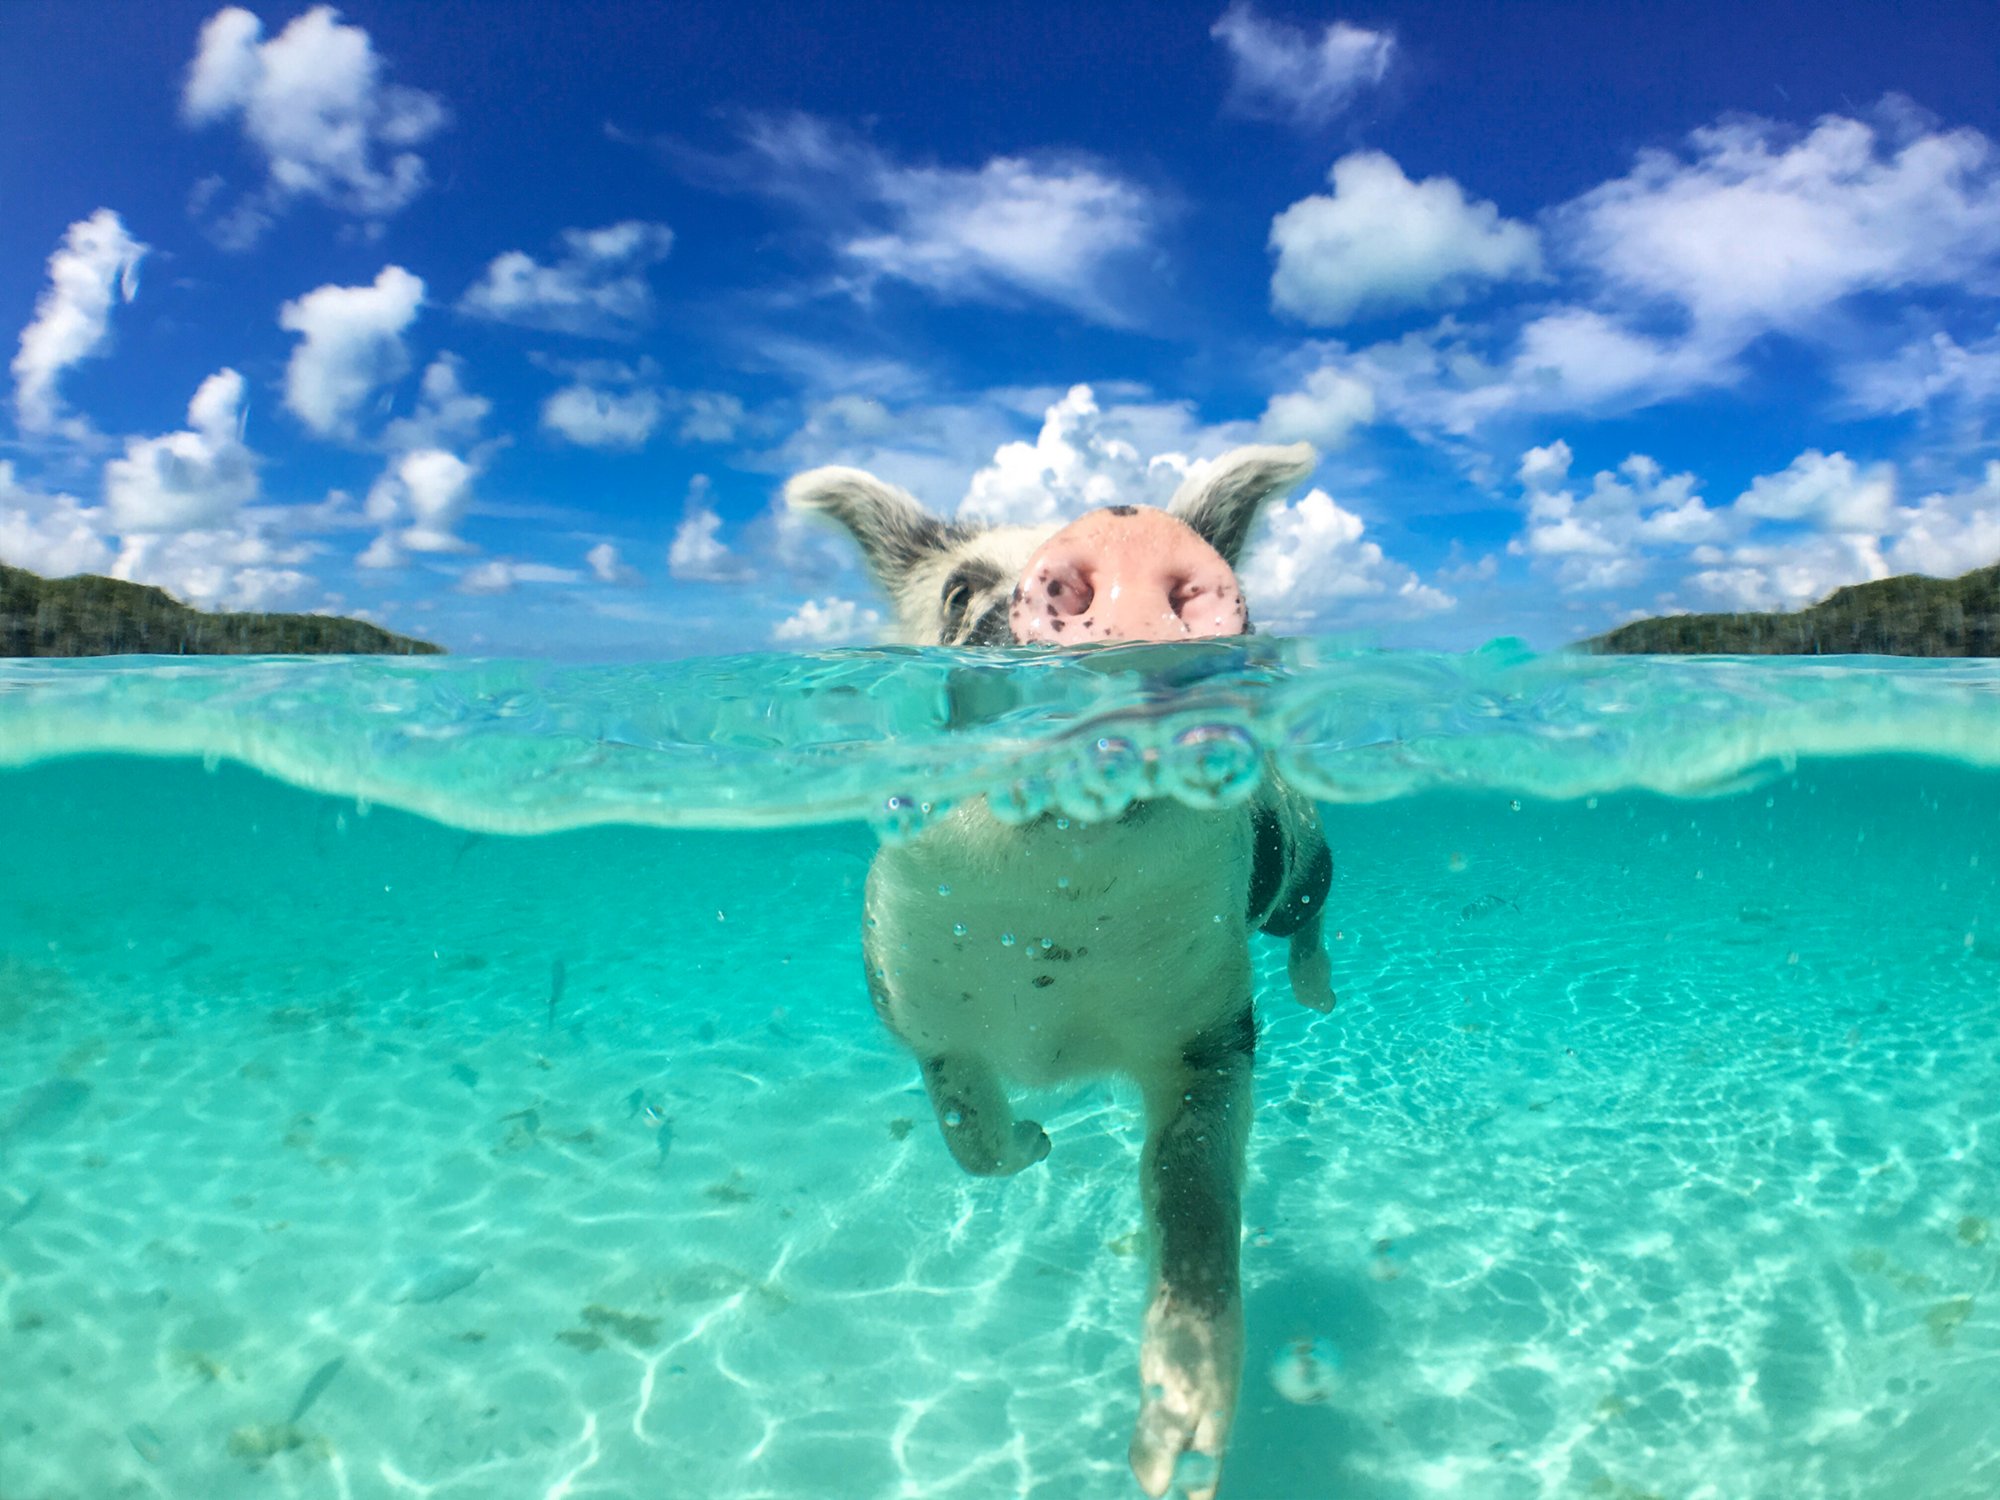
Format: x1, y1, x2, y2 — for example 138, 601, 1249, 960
784, 443, 1316, 647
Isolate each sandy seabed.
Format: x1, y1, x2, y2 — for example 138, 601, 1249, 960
2, 755, 1997, 1500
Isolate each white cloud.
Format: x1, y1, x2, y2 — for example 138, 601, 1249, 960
458, 558, 582, 595
721, 115, 1163, 324
1508, 439, 2000, 617
959, 384, 1214, 527
1239, 487, 1453, 628
585, 541, 639, 584
1839, 325, 2000, 415
459, 221, 675, 337
112, 526, 317, 612
1732, 449, 1895, 533
182, 5, 446, 244
11, 209, 148, 435
1558, 105, 2000, 341
1510, 443, 1723, 592
0, 464, 113, 577
772, 595, 881, 644
1211, 4, 1393, 128
359, 446, 474, 564
279, 265, 425, 437
542, 384, 663, 448
384, 354, 490, 452
1258, 364, 1375, 447
1887, 463, 2000, 577
677, 390, 746, 443
1271, 151, 1541, 325
668, 477, 749, 581
104, 368, 260, 532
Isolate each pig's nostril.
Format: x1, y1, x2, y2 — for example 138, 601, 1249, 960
1042, 569, 1093, 615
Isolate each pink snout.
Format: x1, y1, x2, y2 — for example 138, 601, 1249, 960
1010, 505, 1247, 645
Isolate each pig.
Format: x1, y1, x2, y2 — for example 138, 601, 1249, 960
785, 443, 1336, 1499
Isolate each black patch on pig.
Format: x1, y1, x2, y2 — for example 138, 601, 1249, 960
1031, 974, 1055, 989
961, 603, 1013, 646
1182, 1006, 1257, 1071
1108, 505, 1138, 516
1246, 805, 1287, 926
1263, 839, 1333, 939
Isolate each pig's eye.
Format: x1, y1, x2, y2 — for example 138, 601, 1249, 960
940, 574, 974, 629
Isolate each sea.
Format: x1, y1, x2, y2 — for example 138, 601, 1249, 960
1, 641, 1995, 1500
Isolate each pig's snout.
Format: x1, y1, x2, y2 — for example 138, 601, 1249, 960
1010, 506, 1247, 645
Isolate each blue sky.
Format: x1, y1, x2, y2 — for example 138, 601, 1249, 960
5, 0, 2000, 657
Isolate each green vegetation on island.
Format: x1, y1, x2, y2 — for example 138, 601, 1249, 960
1582, 564, 2000, 657
2, 564, 442, 657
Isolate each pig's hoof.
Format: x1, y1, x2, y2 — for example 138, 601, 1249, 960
1129, 1383, 1227, 1500
1288, 944, 1336, 1014
1008, 1119, 1052, 1172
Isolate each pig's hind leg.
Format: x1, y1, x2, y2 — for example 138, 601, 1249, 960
919, 1053, 1051, 1177
1128, 1006, 1254, 1500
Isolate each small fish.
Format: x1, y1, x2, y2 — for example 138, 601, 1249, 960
397, 1257, 489, 1305
288, 1355, 346, 1423
547, 959, 567, 1032
126, 1421, 165, 1465
1, 1187, 45, 1233
0, 1079, 90, 1158
643, 1103, 674, 1165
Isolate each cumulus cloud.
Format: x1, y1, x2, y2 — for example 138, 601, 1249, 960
358, 446, 474, 565
382, 354, 491, 453
104, 368, 260, 532
772, 595, 881, 645
1558, 104, 2000, 342
699, 115, 1163, 325
459, 221, 675, 337
1238, 487, 1453, 629
112, 527, 317, 611
0, 464, 113, 577
11, 209, 148, 435
1510, 442, 1722, 592
1211, 4, 1393, 128
1507, 438, 2000, 617
668, 477, 750, 582
181, 5, 447, 245
542, 384, 663, 448
458, 558, 582, 595
1271, 151, 1542, 325
1258, 364, 1375, 447
960, 385, 1192, 526
586, 541, 640, 585
279, 265, 425, 437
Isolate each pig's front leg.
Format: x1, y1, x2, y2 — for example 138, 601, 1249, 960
1129, 1008, 1253, 1500
919, 1053, 1052, 1177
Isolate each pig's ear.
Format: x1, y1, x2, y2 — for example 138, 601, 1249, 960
1166, 443, 1317, 565
785, 466, 967, 593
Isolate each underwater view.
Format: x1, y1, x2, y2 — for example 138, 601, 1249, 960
2, 646, 1997, 1500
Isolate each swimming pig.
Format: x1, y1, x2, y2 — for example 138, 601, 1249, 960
786, 444, 1335, 1499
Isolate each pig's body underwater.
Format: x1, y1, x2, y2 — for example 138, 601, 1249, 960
786, 444, 1336, 1499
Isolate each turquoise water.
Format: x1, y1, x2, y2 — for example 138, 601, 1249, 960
1, 646, 1997, 1499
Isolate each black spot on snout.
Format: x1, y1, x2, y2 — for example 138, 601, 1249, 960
1108, 505, 1138, 517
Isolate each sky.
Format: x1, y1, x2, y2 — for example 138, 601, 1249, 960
5, 0, 2000, 658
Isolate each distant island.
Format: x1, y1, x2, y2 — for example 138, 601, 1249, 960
1583, 563, 2000, 657
2, 564, 442, 657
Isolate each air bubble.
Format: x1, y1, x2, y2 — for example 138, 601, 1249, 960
1161, 722, 1262, 809
943, 1109, 963, 1128
1000, 933, 1016, 947
1039, 937, 1053, 950
953, 923, 968, 937
872, 793, 933, 843
1056, 876, 1071, 889
936, 884, 952, 897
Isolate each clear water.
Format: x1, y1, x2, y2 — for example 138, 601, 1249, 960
1, 645, 1996, 1500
